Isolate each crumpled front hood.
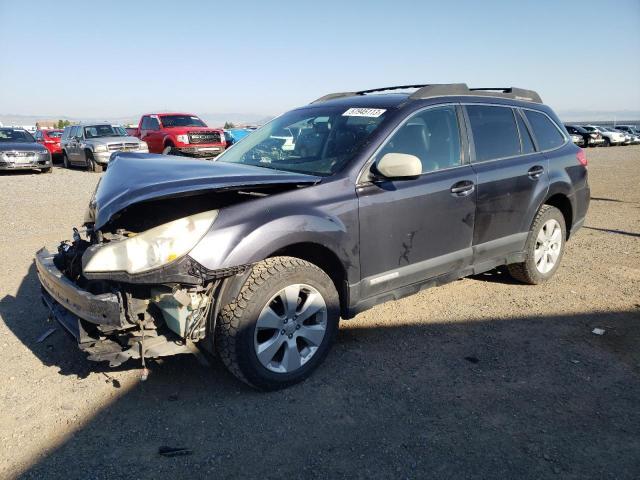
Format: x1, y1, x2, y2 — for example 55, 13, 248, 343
89, 152, 321, 229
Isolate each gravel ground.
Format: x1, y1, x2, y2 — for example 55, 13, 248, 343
1, 148, 639, 479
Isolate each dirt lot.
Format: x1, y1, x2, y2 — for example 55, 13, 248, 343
1, 147, 639, 479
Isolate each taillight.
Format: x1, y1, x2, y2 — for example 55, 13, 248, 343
576, 149, 587, 167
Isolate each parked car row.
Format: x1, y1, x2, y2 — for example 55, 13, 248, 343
22, 113, 256, 173
565, 124, 640, 147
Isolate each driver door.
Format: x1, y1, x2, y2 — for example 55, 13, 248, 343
357, 105, 476, 299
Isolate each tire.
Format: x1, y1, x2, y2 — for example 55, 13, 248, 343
162, 145, 174, 155
507, 205, 566, 285
41, 167, 52, 173
63, 152, 70, 168
86, 152, 103, 173
603, 137, 610, 147
216, 256, 340, 390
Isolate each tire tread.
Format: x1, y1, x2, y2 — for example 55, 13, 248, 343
216, 256, 328, 387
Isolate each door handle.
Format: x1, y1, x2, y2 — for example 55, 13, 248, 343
528, 165, 544, 179
450, 180, 475, 196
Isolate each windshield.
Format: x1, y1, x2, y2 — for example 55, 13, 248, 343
216, 106, 390, 176
46, 130, 63, 138
0, 129, 35, 143
84, 125, 126, 138
160, 115, 207, 128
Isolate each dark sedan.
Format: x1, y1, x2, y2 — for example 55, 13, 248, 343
0, 128, 52, 173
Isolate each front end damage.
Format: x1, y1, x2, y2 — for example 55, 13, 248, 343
36, 233, 246, 368
34, 153, 321, 369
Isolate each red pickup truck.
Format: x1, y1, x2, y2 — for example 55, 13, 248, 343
133, 113, 226, 157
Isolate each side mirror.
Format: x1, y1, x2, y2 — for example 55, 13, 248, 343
375, 153, 422, 179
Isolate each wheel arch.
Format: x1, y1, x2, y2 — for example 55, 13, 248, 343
544, 192, 573, 240
269, 242, 349, 318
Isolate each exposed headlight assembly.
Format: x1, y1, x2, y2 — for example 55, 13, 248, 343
94, 144, 108, 153
84, 210, 218, 274
176, 134, 190, 144
138, 142, 148, 151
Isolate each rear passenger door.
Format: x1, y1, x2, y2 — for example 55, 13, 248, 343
464, 104, 549, 266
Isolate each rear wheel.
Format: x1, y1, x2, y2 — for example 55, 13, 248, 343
216, 257, 340, 390
508, 205, 566, 285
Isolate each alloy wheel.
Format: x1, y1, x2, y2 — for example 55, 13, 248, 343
253, 283, 328, 374
534, 219, 562, 274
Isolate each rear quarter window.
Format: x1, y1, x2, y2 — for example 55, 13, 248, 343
524, 110, 566, 150
466, 105, 521, 162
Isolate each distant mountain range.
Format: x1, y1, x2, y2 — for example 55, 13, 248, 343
0, 112, 274, 128
2, 109, 638, 128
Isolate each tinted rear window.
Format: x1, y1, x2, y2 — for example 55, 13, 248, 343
524, 110, 565, 150
466, 105, 521, 162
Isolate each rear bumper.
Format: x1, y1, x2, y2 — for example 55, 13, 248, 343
35, 248, 125, 328
570, 185, 590, 238
45, 144, 62, 154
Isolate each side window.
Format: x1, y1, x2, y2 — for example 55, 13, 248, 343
69, 126, 77, 138
34, 131, 41, 141
466, 105, 521, 162
149, 117, 161, 130
524, 110, 565, 150
141, 116, 150, 130
516, 110, 536, 154
378, 106, 461, 174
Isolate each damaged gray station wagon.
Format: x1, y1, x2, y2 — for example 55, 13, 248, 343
36, 84, 590, 390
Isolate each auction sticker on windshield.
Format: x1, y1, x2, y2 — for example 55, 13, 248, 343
342, 108, 386, 118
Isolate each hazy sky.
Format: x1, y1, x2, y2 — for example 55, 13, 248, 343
1, 0, 639, 118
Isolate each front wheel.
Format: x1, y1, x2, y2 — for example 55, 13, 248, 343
86, 152, 103, 173
63, 152, 70, 168
162, 145, 175, 155
507, 205, 566, 285
216, 257, 340, 390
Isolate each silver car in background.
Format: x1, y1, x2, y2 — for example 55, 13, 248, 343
0, 128, 52, 173
61, 124, 148, 172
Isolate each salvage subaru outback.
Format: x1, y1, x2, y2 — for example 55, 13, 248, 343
36, 84, 590, 390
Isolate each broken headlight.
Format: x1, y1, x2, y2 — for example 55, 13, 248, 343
84, 210, 218, 274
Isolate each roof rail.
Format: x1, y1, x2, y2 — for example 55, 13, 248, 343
310, 85, 430, 104
311, 83, 543, 104
468, 87, 542, 103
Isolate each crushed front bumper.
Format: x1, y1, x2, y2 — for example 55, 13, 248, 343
36, 247, 126, 328
35, 247, 212, 367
